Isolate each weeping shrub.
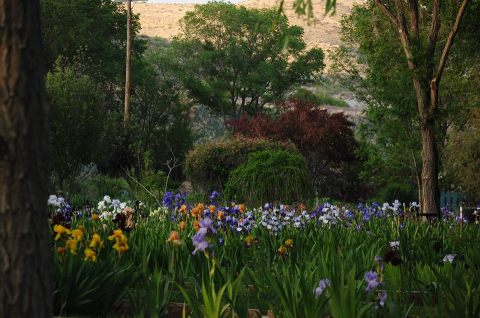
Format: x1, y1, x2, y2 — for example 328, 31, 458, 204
184, 137, 297, 194
224, 150, 313, 205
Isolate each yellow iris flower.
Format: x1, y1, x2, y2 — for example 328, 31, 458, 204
285, 239, 294, 248
53, 224, 71, 240
89, 234, 103, 249
65, 239, 78, 254
108, 229, 124, 241
71, 228, 84, 241
84, 248, 97, 262
113, 238, 129, 255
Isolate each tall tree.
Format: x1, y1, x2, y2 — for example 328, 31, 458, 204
372, 0, 472, 217
331, 2, 479, 204
0, 0, 51, 316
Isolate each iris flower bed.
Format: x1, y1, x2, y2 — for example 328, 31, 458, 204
49, 193, 480, 317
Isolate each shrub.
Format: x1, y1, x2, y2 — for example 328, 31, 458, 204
184, 137, 297, 194
224, 150, 313, 205
70, 174, 132, 207
290, 88, 348, 107
46, 64, 106, 188
229, 100, 364, 201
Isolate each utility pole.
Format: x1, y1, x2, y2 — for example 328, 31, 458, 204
124, 0, 132, 128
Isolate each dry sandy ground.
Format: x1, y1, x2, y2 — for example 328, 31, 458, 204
132, 0, 359, 66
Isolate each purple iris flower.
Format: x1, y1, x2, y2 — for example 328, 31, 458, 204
364, 271, 380, 291
314, 278, 331, 297
163, 192, 174, 209
192, 228, 209, 255
199, 217, 216, 233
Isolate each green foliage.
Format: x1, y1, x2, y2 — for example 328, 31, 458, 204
186, 192, 209, 204
41, 0, 144, 81
127, 152, 168, 207
129, 45, 194, 175
184, 137, 297, 194
443, 109, 480, 202
224, 150, 313, 204
157, 1, 324, 117
290, 87, 348, 107
129, 268, 174, 318
255, 264, 329, 318
53, 239, 133, 316
52, 201, 480, 317
73, 174, 132, 207
377, 182, 418, 204
46, 64, 106, 187
331, 2, 480, 200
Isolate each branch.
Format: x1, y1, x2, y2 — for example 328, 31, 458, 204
123, 168, 161, 206
392, 0, 416, 69
163, 144, 182, 194
435, 0, 471, 82
427, 0, 441, 59
393, 0, 409, 39
374, 0, 398, 27
407, 0, 419, 36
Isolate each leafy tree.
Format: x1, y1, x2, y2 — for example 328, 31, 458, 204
358, 0, 475, 216
158, 2, 324, 119
443, 109, 480, 202
41, 0, 144, 81
229, 100, 363, 201
330, 0, 480, 210
46, 63, 106, 188
128, 44, 194, 181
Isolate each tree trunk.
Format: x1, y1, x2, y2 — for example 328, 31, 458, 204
420, 123, 440, 218
0, 1, 52, 316
124, 0, 132, 128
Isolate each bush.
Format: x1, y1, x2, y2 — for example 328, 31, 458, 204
290, 88, 348, 108
184, 137, 297, 194
46, 63, 106, 188
69, 174, 133, 207
229, 100, 364, 201
224, 150, 313, 205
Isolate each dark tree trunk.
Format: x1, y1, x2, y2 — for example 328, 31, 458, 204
0, 1, 52, 317
420, 123, 440, 218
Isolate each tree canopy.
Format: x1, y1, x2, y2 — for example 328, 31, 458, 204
157, 2, 324, 118
331, 0, 480, 203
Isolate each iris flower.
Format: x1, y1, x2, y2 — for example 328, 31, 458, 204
65, 239, 78, 254
364, 271, 380, 291
89, 234, 103, 249
315, 278, 330, 297
54, 224, 71, 240
84, 248, 97, 262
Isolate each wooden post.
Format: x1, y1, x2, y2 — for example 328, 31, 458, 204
124, 0, 132, 128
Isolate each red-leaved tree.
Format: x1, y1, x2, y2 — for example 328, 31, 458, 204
229, 100, 364, 201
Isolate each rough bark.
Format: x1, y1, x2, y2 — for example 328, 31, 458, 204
0, 0, 52, 316
420, 123, 440, 218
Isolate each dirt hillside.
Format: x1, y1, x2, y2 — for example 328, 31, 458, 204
132, 0, 358, 61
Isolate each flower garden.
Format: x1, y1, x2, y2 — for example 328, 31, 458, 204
50, 192, 480, 317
